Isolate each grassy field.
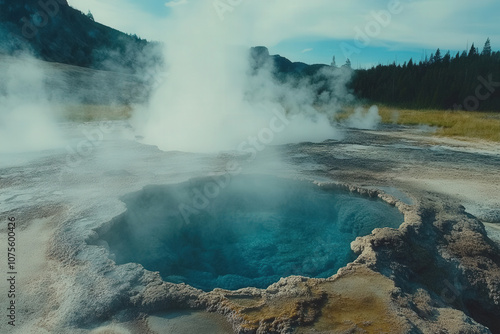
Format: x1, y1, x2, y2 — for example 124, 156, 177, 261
337, 106, 500, 142
58, 104, 133, 122
58, 104, 500, 142
376, 106, 500, 142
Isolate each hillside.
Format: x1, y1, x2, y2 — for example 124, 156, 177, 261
0, 0, 339, 107
0, 0, 162, 73
0, 53, 150, 106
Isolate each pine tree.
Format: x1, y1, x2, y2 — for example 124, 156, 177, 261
443, 51, 451, 63
86, 10, 94, 21
482, 38, 492, 56
349, 41, 500, 110
331, 56, 337, 67
434, 48, 442, 63
468, 43, 478, 57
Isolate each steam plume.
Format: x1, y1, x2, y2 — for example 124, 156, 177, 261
136, 2, 356, 153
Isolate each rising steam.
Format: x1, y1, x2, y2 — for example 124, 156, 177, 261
0, 55, 62, 153
135, 2, 358, 153
345, 105, 382, 130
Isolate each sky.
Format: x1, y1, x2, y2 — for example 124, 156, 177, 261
68, 0, 499, 68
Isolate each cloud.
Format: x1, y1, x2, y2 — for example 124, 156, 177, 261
69, 0, 499, 56
0, 56, 63, 153
217, 0, 498, 53
302, 48, 313, 53
165, 0, 188, 7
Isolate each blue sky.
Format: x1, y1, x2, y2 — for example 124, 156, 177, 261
68, 0, 499, 68
269, 38, 453, 68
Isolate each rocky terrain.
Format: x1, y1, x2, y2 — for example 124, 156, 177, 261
88, 186, 500, 334
1, 1, 499, 333
1, 122, 499, 334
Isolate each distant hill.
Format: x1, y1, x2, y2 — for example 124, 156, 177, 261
249, 46, 354, 106
0, 1, 346, 106
4, 1, 497, 112
250, 46, 340, 80
0, 0, 162, 73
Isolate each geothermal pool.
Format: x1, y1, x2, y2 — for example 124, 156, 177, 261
95, 175, 403, 291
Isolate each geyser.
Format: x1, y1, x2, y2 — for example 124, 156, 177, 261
95, 175, 403, 291
137, 1, 352, 153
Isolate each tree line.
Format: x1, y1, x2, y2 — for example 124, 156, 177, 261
350, 39, 500, 111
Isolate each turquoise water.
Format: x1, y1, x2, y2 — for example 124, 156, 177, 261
99, 175, 403, 291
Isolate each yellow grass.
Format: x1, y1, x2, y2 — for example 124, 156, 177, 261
337, 106, 500, 142
377, 106, 500, 142
58, 104, 133, 122
58, 104, 500, 142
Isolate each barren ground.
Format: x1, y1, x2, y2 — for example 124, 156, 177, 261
0, 122, 499, 333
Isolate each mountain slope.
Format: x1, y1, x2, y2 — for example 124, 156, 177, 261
0, 0, 162, 73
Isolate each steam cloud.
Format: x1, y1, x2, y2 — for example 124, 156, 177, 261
135, 2, 364, 153
0, 55, 62, 153
0, 2, 383, 156
345, 105, 382, 130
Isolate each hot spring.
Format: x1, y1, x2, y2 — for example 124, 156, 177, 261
94, 175, 403, 291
